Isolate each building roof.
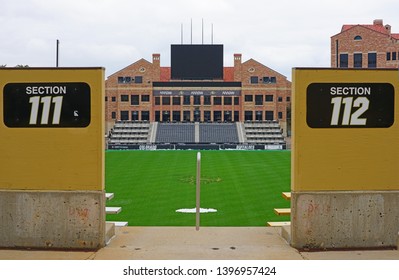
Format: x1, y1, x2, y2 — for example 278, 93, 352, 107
338, 19, 399, 39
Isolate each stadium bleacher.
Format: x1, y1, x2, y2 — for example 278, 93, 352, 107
199, 123, 239, 143
107, 121, 287, 150
155, 123, 195, 143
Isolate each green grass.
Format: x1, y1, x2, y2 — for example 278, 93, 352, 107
105, 150, 291, 226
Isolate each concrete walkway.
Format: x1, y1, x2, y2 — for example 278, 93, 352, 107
0, 227, 398, 260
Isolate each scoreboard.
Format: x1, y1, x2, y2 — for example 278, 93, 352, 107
0, 68, 104, 191
292, 68, 399, 191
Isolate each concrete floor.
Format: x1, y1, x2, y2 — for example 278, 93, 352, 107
0, 226, 398, 260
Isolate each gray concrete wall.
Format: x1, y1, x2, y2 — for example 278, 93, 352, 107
0, 190, 105, 250
291, 191, 399, 250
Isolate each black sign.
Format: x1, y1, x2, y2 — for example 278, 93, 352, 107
3, 83, 91, 127
307, 83, 394, 128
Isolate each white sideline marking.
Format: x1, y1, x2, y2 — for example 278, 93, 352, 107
176, 208, 217, 213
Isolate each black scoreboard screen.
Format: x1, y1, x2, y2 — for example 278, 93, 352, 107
306, 83, 394, 128
171, 44, 224, 80
3, 82, 91, 127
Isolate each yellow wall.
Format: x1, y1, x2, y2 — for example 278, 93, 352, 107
0, 68, 104, 191
292, 68, 399, 191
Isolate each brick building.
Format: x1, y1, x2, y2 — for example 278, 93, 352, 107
331, 19, 399, 68
105, 45, 291, 135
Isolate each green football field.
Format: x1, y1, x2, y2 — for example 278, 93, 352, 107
105, 150, 291, 226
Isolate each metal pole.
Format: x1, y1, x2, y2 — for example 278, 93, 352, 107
56, 39, 59, 67
196, 152, 201, 231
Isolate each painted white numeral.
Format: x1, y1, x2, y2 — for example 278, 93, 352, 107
29, 96, 63, 125
330, 96, 369, 126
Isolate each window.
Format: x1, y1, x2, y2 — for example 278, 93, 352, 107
234, 111, 239, 121
111, 96, 116, 102
368, 53, 377, 68
213, 111, 222, 122
194, 96, 201, 105
134, 76, 143, 83
172, 111, 181, 122
105, 96, 108, 102
111, 112, 116, 119
339, 53, 348, 68
194, 109, 201, 122
255, 111, 262, 121
265, 110, 274, 121
183, 111, 191, 122
278, 96, 283, 102
155, 111, 160, 122
120, 111, 129, 121
263, 76, 277, 84
131, 95, 139, 105
141, 111, 150, 121
224, 97, 232, 105
244, 95, 253, 102
183, 95, 191, 105
141, 95, 150, 102
265, 95, 273, 102
155, 97, 160, 105
278, 111, 283, 119
162, 111, 170, 122
392, 52, 397, 61
224, 111, 232, 122
354, 35, 362, 40
387, 52, 391, 61
286, 96, 291, 102
173, 96, 181, 105
204, 111, 211, 122
250, 76, 258, 84
118, 77, 132, 84
213, 97, 222, 105
131, 111, 139, 121
354, 53, 362, 68
255, 95, 263, 105
204, 96, 211, 105
244, 111, 253, 121
234, 97, 239, 105
162, 96, 170, 105
121, 95, 129, 102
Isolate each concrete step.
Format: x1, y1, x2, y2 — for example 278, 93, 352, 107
267, 221, 291, 227
274, 208, 291, 216
107, 221, 128, 227
105, 193, 114, 200
282, 192, 291, 200
106, 207, 122, 214
105, 222, 115, 245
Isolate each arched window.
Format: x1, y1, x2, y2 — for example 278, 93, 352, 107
354, 35, 362, 40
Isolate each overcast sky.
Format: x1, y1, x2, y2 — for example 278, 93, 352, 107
1, 0, 398, 80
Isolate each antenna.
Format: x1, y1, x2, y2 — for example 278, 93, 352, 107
181, 23, 183, 44
190, 18, 193, 44
56, 39, 59, 67
211, 23, 214, 45
202, 18, 204, 44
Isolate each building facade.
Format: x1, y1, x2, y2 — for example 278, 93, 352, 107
331, 19, 399, 69
105, 46, 291, 134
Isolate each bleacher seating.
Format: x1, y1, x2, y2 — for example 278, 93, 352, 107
243, 121, 285, 145
155, 123, 195, 143
107, 121, 151, 144
199, 123, 239, 143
